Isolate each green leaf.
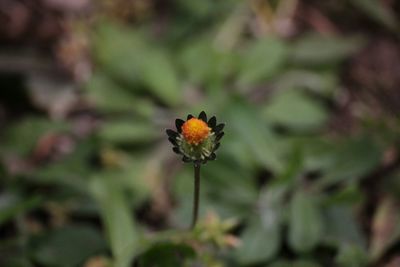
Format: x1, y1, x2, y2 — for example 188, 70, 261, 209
0, 117, 68, 156
93, 23, 145, 85
350, 0, 399, 32
98, 120, 157, 144
140, 49, 181, 106
323, 205, 366, 247
277, 142, 304, 184
0, 193, 42, 226
172, 157, 257, 226
274, 70, 338, 97
31, 138, 97, 185
289, 190, 324, 253
93, 23, 181, 106
176, 0, 215, 18
86, 72, 154, 117
180, 39, 237, 86
238, 37, 288, 87
323, 184, 363, 206
262, 89, 328, 130
235, 184, 286, 264
336, 244, 368, 267
290, 34, 364, 65
138, 242, 195, 267
202, 159, 258, 217
90, 176, 139, 267
236, 217, 280, 265
319, 137, 382, 186
32, 225, 107, 267
228, 102, 283, 173
301, 136, 382, 187
269, 260, 322, 267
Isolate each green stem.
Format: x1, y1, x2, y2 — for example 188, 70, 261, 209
191, 163, 201, 229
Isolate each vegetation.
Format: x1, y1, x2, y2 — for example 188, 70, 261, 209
1, 0, 400, 266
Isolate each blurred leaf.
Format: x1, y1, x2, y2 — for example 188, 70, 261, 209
274, 70, 338, 96
180, 36, 237, 89
172, 157, 257, 226
98, 120, 157, 144
276, 142, 305, 185
170, 169, 197, 227
32, 225, 106, 267
0, 117, 68, 156
94, 23, 144, 84
140, 48, 181, 106
301, 136, 382, 187
86, 72, 154, 117
94, 23, 181, 106
214, 4, 248, 51
0, 193, 42, 226
370, 196, 400, 261
202, 159, 258, 217
237, 184, 286, 264
90, 176, 139, 267
238, 37, 287, 87
350, 0, 399, 32
323, 205, 366, 247
235, 185, 286, 264
289, 190, 323, 253
319, 137, 382, 186
302, 137, 339, 171
262, 89, 328, 130
102, 156, 152, 207
225, 139, 255, 169
336, 244, 368, 267
32, 138, 96, 186
138, 242, 195, 267
236, 216, 280, 265
180, 39, 237, 86
293, 261, 322, 267
179, 40, 212, 83
0, 240, 25, 267
269, 260, 322, 267
323, 184, 363, 206
176, 0, 215, 18
0, 255, 33, 267
259, 185, 286, 227
290, 34, 364, 65
228, 102, 283, 172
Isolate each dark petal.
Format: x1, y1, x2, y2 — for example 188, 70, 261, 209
172, 147, 181, 154
166, 129, 178, 138
198, 111, 207, 122
209, 153, 216, 160
213, 142, 220, 151
168, 137, 177, 146
216, 132, 224, 141
182, 156, 191, 162
208, 116, 217, 128
187, 114, 193, 120
175, 119, 184, 133
201, 159, 208, 164
214, 123, 225, 133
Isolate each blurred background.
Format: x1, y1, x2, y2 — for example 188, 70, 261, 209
1, 0, 400, 266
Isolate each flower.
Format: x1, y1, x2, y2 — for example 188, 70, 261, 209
166, 111, 225, 164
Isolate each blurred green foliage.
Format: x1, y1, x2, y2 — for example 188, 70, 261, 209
1, 0, 400, 267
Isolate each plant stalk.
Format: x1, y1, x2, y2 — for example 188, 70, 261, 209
191, 163, 201, 229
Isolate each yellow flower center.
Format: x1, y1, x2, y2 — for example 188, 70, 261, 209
181, 118, 211, 145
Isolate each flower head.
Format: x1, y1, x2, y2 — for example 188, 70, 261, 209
182, 118, 211, 145
166, 111, 225, 164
